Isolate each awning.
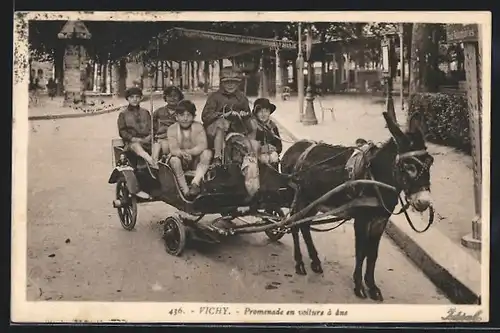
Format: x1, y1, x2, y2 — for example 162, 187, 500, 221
128, 27, 298, 62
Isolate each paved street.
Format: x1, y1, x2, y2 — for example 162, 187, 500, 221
26, 96, 449, 304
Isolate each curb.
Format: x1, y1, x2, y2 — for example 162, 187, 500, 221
28, 105, 124, 121
272, 116, 481, 305
28, 95, 160, 121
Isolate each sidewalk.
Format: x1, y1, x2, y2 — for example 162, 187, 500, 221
268, 95, 481, 303
28, 94, 163, 120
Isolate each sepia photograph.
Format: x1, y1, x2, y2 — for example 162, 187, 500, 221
12, 11, 490, 323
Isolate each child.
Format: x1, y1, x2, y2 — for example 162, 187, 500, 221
252, 98, 282, 168
167, 100, 212, 199
152, 86, 184, 162
201, 66, 257, 165
117, 87, 157, 169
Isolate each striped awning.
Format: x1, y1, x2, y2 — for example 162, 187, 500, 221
128, 27, 297, 62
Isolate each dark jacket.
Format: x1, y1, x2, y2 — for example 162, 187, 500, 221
201, 89, 251, 127
153, 105, 177, 135
255, 119, 282, 154
117, 105, 152, 142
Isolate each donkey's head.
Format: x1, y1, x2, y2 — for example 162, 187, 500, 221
383, 112, 434, 212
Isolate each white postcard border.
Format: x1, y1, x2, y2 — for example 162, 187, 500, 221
12, 11, 491, 323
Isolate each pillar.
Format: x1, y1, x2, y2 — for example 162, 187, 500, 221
275, 46, 282, 97
92, 61, 98, 92
193, 61, 199, 90
203, 61, 210, 93
57, 20, 92, 105
126, 61, 141, 89
258, 51, 269, 98
173, 61, 178, 87
111, 62, 120, 97
459, 27, 482, 250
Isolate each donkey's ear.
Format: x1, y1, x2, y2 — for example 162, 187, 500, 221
407, 112, 426, 139
382, 112, 406, 145
408, 112, 423, 133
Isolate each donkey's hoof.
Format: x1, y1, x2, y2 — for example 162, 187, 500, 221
354, 285, 367, 299
368, 287, 384, 302
311, 261, 323, 274
295, 262, 307, 275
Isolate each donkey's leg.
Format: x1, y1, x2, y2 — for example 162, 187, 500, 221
353, 216, 369, 299
300, 223, 323, 274
291, 226, 306, 275
364, 215, 389, 302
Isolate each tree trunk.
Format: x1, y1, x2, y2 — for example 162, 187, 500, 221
409, 23, 440, 94
54, 46, 64, 96
203, 61, 210, 93
102, 62, 108, 93
403, 23, 413, 96
196, 61, 201, 86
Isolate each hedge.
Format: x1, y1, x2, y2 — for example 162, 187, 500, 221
408, 92, 471, 154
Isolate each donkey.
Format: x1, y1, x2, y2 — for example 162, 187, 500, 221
279, 112, 434, 302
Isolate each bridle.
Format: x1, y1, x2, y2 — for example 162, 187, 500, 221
393, 149, 434, 196
373, 144, 435, 233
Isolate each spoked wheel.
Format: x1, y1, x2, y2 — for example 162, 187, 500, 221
163, 216, 187, 256
116, 179, 137, 231
264, 208, 286, 242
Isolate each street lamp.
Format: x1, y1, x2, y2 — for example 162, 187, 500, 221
296, 23, 305, 122
381, 36, 397, 126
302, 24, 318, 126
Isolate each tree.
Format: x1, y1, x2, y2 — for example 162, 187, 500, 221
409, 23, 446, 94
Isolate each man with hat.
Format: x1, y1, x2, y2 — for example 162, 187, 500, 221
167, 99, 213, 200
252, 98, 282, 167
152, 86, 184, 163
117, 87, 158, 169
201, 66, 257, 165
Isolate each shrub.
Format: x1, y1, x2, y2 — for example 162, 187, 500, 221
408, 92, 470, 153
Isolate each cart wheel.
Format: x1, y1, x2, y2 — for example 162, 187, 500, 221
163, 216, 187, 256
116, 179, 137, 231
264, 208, 286, 242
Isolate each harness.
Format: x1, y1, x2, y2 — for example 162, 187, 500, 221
277, 137, 434, 233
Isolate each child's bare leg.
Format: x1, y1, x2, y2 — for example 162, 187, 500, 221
192, 150, 213, 186
213, 128, 224, 161
152, 142, 161, 162
169, 156, 189, 195
129, 142, 157, 168
160, 139, 170, 157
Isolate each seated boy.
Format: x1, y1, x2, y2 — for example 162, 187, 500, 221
152, 86, 184, 163
201, 66, 258, 165
117, 87, 158, 169
167, 100, 213, 200
252, 98, 282, 167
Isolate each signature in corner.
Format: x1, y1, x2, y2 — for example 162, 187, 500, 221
441, 308, 483, 322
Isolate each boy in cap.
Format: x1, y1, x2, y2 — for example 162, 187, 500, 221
167, 100, 213, 200
152, 86, 184, 163
252, 98, 282, 167
117, 87, 158, 169
201, 66, 257, 165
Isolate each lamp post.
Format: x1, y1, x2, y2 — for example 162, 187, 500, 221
399, 23, 405, 112
381, 36, 397, 126
302, 24, 318, 126
296, 23, 305, 122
